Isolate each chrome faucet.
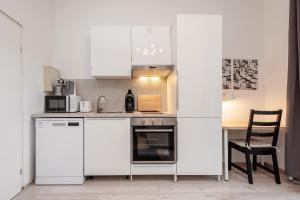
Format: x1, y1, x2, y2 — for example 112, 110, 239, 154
97, 96, 107, 113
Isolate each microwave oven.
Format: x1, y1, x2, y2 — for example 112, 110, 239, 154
45, 95, 81, 113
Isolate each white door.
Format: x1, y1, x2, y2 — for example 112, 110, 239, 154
132, 26, 172, 65
177, 15, 222, 118
177, 118, 222, 175
91, 26, 132, 78
84, 118, 130, 175
0, 12, 22, 199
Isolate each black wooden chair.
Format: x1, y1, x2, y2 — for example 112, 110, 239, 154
228, 109, 282, 184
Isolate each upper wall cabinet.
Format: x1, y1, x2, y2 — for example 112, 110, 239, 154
132, 26, 172, 66
91, 26, 131, 78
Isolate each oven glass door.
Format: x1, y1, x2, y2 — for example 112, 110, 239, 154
132, 126, 175, 163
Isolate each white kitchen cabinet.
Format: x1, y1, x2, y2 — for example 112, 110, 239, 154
177, 15, 222, 118
91, 26, 131, 78
176, 15, 222, 176
84, 118, 130, 175
177, 118, 222, 175
132, 26, 172, 66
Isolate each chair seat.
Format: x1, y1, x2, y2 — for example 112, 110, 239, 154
230, 139, 273, 148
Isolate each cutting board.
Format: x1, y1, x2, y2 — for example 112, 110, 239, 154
43, 66, 60, 92
137, 95, 161, 112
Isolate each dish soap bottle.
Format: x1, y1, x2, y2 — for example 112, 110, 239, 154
125, 89, 135, 113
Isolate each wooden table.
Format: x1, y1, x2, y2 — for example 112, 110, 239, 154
222, 122, 286, 181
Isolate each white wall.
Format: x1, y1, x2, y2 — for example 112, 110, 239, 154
0, 0, 53, 186
230, 0, 289, 167
263, 0, 289, 169
264, 0, 289, 123
51, 0, 266, 122
0, 0, 289, 186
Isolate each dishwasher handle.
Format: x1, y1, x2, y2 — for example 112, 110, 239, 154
52, 122, 67, 127
51, 122, 80, 127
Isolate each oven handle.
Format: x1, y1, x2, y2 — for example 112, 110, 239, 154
134, 129, 174, 133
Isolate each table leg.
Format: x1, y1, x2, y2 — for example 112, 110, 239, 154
224, 129, 229, 181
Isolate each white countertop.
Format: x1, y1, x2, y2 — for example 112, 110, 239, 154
32, 112, 176, 118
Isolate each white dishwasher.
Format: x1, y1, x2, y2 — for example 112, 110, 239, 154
35, 118, 84, 185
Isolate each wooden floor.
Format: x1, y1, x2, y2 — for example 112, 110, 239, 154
14, 170, 300, 200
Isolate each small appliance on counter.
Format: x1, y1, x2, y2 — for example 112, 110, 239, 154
65, 80, 77, 96
125, 89, 135, 113
46, 79, 80, 113
53, 79, 77, 96
80, 101, 92, 113
45, 95, 81, 113
53, 79, 65, 96
69, 95, 81, 112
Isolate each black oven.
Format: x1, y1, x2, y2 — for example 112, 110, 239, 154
131, 118, 176, 164
45, 96, 69, 112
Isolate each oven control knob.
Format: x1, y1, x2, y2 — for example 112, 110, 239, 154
142, 120, 146, 125
161, 121, 164, 125
151, 120, 154, 125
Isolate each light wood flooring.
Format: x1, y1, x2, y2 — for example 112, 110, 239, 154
14, 170, 300, 200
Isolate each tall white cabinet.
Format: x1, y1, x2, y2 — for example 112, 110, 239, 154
176, 15, 222, 176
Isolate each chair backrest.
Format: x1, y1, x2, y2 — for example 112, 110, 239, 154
245, 109, 282, 147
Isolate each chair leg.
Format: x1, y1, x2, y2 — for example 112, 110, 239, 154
272, 149, 281, 184
245, 151, 253, 184
253, 155, 257, 171
228, 143, 232, 170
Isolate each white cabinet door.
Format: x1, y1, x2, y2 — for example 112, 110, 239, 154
132, 26, 172, 65
177, 15, 222, 118
0, 12, 22, 200
91, 26, 131, 78
84, 118, 130, 175
177, 118, 222, 175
